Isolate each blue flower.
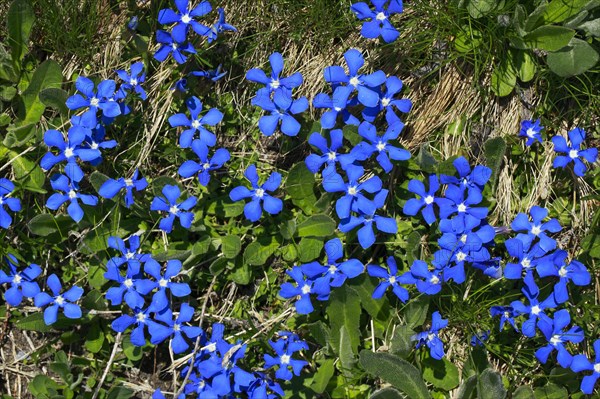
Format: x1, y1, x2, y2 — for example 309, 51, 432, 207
339, 189, 398, 249
352, 121, 411, 172
82, 124, 117, 166
535, 309, 583, 368
324, 48, 387, 107
127, 16, 139, 31
207, 7, 237, 43
0, 179, 21, 229
253, 88, 308, 137
571, 339, 600, 394
246, 372, 285, 399
552, 127, 598, 177
150, 184, 197, 233
178, 140, 230, 186
490, 306, 518, 331
66, 77, 121, 125
0, 255, 41, 306
153, 30, 197, 64
305, 129, 355, 176
152, 303, 203, 353
106, 235, 151, 268
519, 119, 543, 146
362, 76, 411, 124
264, 334, 309, 381
142, 259, 191, 312
536, 250, 590, 304
299, 238, 364, 289
322, 164, 382, 219
403, 174, 450, 225
168, 96, 223, 148
158, 0, 212, 43
503, 238, 546, 280
409, 260, 443, 295
98, 169, 148, 208
46, 174, 98, 223
246, 52, 303, 93
510, 206, 561, 253
367, 256, 412, 301
313, 85, 358, 129
34, 274, 83, 325
279, 266, 331, 314
471, 330, 490, 347
190, 64, 227, 82
439, 156, 492, 192
510, 273, 556, 337
438, 184, 489, 224
111, 307, 165, 347
104, 260, 150, 310
351, 0, 403, 43
412, 311, 447, 360
229, 165, 283, 222
116, 62, 147, 100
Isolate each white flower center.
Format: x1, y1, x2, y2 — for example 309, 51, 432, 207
349, 76, 360, 87
191, 120, 201, 129
460, 234, 468, 244
457, 203, 467, 213
90, 142, 99, 150
347, 186, 358, 196
388, 276, 396, 284
327, 151, 337, 161
203, 162, 211, 170
206, 343, 216, 352
173, 323, 180, 332
301, 284, 311, 295
255, 188, 265, 198
280, 354, 291, 365
136, 312, 146, 323
526, 128, 536, 138
159, 278, 169, 288
550, 334, 562, 346
328, 264, 338, 274
430, 275, 440, 284
90, 97, 99, 107
521, 258, 531, 268
0, 197, 3, 205
376, 12, 387, 21
181, 13, 191, 24
376, 141, 386, 152
171, 43, 178, 50
64, 147, 74, 158
531, 305, 541, 315
334, 106, 342, 112
13, 274, 22, 284
569, 149, 579, 159
271, 79, 280, 89
424, 195, 434, 205
129, 78, 138, 86
169, 205, 179, 214
558, 266, 568, 278
456, 251, 467, 262
55, 295, 65, 306
123, 278, 133, 288
125, 178, 134, 187
381, 97, 390, 107
503, 311, 510, 318
68, 190, 77, 199
594, 363, 600, 373
427, 333, 436, 342
531, 225, 541, 236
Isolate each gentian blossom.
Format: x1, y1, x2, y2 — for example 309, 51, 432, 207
154, 30, 196, 64
150, 184, 197, 233
46, 174, 98, 223
65, 77, 121, 125
536, 250, 590, 304
116, 61, 147, 100
351, 0, 404, 43
246, 52, 303, 93
313, 85, 358, 129
322, 164, 382, 219
552, 127, 598, 177
0, 179, 21, 229
98, 169, 148, 208
510, 274, 557, 337
278, 266, 330, 314
367, 256, 412, 301
490, 306, 518, 331
403, 174, 450, 225
439, 156, 492, 192
207, 8, 237, 43
229, 165, 283, 222
142, 259, 191, 312
106, 235, 151, 268
190, 64, 227, 82
408, 260, 442, 295
264, 334, 309, 381
352, 121, 411, 173
34, 274, 83, 325
111, 307, 168, 347
362, 76, 411, 124
178, 139, 230, 186
158, 0, 212, 43
152, 303, 203, 354
252, 88, 308, 137
412, 311, 447, 360
535, 309, 584, 368
168, 96, 223, 148
305, 129, 355, 176
300, 238, 363, 290
571, 339, 600, 394
519, 119, 543, 146
510, 206, 561, 253
104, 261, 150, 310
0, 255, 41, 306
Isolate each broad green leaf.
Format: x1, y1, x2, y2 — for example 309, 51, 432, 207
84, 321, 105, 353
343, 124, 361, 146
280, 219, 296, 240
0, 113, 11, 126
533, 384, 568, 399
310, 359, 335, 394
454, 28, 483, 53
306, 321, 330, 348
298, 237, 323, 262
296, 214, 336, 237
3, 123, 37, 148
16, 59, 63, 127
286, 162, 317, 214
16, 312, 52, 332
243, 236, 280, 266
8, 150, 45, 192
27, 213, 71, 237
513, 49, 536, 82
209, 257, 228, 276
521, 26, 576, 51
547, 38, 599, 77
338, 325, 358, 376
422, 355, 460, 391
151, 175, 180, 196
389, 325, 414, 359
456, 375, 478, 399
542, 0, 590, 24
327, 285, 361, 355
359, 351, 432, 399
370, 387, 405, 399
230, 260, 252, 284
513, 5, 527, 35
122, 336, 143, 361
484, 136, 506, 189
477, 369, 507, 399
491, 56, 516, 97
579, 17, 600, 36
349, 275, 390, 323
28, 375, 59, 396
7, 0, 34, 68
107, 387, 134, 399
0, 85, 17, 101
524, 4, 549, 32
39, 87, 69, 115
221, 235, 241, 259
89, 171, 110, 193
513, 386, 535, 399
405, 295, 429, 328
466, 0, 497, 18
81, 290, 107, 311
416, 144, 437, 173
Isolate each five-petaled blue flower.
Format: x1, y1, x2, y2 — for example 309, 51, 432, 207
0, 178, 21, 229
142, 259, 191, 312
510, 273, 556, 338
403, 174, 450, 225
98, 169, 148, 208
367, 256, 412, 302
253, 88, 308, 137
536, 250, 590, 304
34, 274, 83, 325
66, 77, 121, 126
190, 64, 227, 82
490, 306, 518, 331
158, 0, 212, 43
351, 0, 404, 43
116, 62, 147, 100
229, 165, 283, 222
150, 184, 197, 233
104, 260, 151, 310
305, 129, 355, 176
352, 121, 410, 173
279, 266, 330, 314
207, 7, 237, 43
412, 311, 447, 360
519, 119, 543, 146
535, 309, 583, 368
168, 96, 224, 148
313, 85, 358, 129
178, 139, 230, 186
264, 334, 309, 381
552, 127, 598, 177
362, 76, 411, 125
246, 52, 303, 93
152, 303, 203, 354
323, 164, 382, 219
0, 255, 41, 306
111, 306, 162, 347
46, 174, 98, 223
571, 339, 600, 394
510, 206, 561, 253
154, 30, 197, 64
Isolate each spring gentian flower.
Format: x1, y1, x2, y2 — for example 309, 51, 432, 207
305, 129, 355, 176
519, 119, 543, 146
253, 88, 308, 137
323, 48, 386, 107
106, 235, 151, 268
403, 174, 450, 225
104, 261, 149, 309
503, 238, 546, 280
571, 339, 600, 394
190, 64, 227, 82
154, 30, 196, 64
158, 0, 212, 42
490, 306, 518, 331
439, 156, 492, 192
409, 260, 443, 295
362, 76, 411, 124
34, 274, 83, 325
178, 140, 230, 186
438, 184, 489, 225
152, 303, 203, 353
46, 174, 98, 223
142, 259, 191, 312
367, 256, 412, 301
299, 238, 363, 289
207, 8, 237, 43
412, 311, 447, 360
168, 96, 223, 148
246, 372, 285, 399
536, 250, 590, 304
313, 85, 358, 129
0, 179, 21, 229
229, 165, 283, 222
510, 206, 561, 252
552, 127, 598, 177
116, 62, 147, 100
264, 335, 309, 381
66, 77, 121, 125
352, 121, 410, 172
322, 164, 382, 219
150, 185, 197, 233
339, 189, 398, 249
127, 16, 139, 31
98, 169, 148, 208
351, 0, 403, 43
279, 266, 330, 314
471, 330, 490, 347
510, 274, 556, 337
246, 52, 303, 92
535, 309, 583, 368
0, 255, 41, 306
111, 307, 168, 346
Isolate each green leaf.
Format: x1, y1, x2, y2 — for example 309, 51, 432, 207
327, 285, 361, 355
542, 0, 590, 24
243, 236, 280, 266
7, 0, 34, 68
491, 55, 517, 97
359, 351, 432, 399
15, 59, 63, 127
27, 213, 72, 237
405, 295, 429, 328
122, 336, 143, 361
107, 387, 134, 399
0, 85, 17, 102
422, 355, 460, 391
477, 369, 507, 399
524, 4, 549, 32
39, 88, 69, 115
456, 375, 477, 399
3, 124, 37, 148
9, 150, 46, 193
286, 162, 317, 214
16, 312, 52, 332
514, 49, 536, 82
343, 124, 361, 146
547, 38, 599, 77
298, 237, 323, 262
230, 260, 252, 285
89, 171, 110, 193
209, 257, 228, 276
280, 219, 296, 240
306, 321, 330, 348
81, 290, 107, 311
579, 17, 600, 37
533, 383, 568, 399
466, 0, 497, 18
296, 214, 336, 237
416, 144, 437, 173
513, 386, 535, 399
389, 325, 414, 359
454, 28, 483, 53
310, 359, 335, 394
484, 136, 506, 189
370, 387, 405, 399
349, 275, 390, 322
521, 26, 576, 51
221, 235, 241, 259
28, 375, 59, 396
338, 325, 358, 376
